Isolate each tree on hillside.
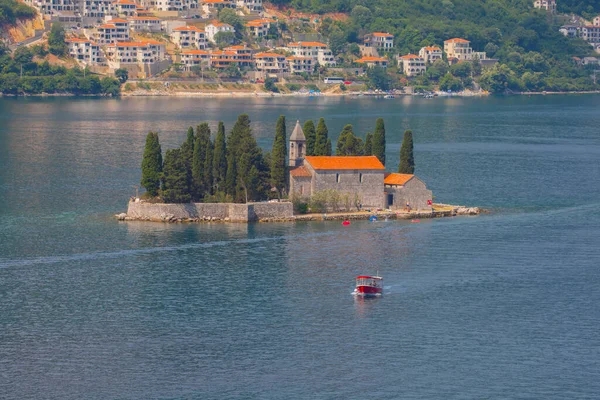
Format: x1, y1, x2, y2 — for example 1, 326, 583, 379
48, 23, 67, 56
271, 115, 287, 197
214, 31, 236, 47
140, 131, 162, 197
398, 130, 415, 174
314, 118, 330, 156
192, 123, 211, 200
336, 124, 364, 156
161, 149, 191, 203
367, 66, 391, 91
212, 121, 227, 192
13, 46, 33, 64
115, 68, 128, 83
303, 120, 316, 156
372, 118, 386, 166
218, 8, 243, 34
364, 132, 373, 155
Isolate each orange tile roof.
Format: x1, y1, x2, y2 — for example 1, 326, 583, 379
110, 40, 163, 47
355, 56, 387, 63
444, 38, 470, 43
204, 0, 226, 3
384, 173, 414, 185
254, 52, 284, 58
288, 41, 327, 48
225, 45, 248, 50
182, 49, 209, 55
110, 18, 129, 22
173, 25, 201, 31
113, 0, 136, 4
130, 16, 160, 20
67, 38, 91, 43
208, 21, 232, 27
99, 24, 116, 29
372, 32, 393, 37
290, 166, 311, 177
423, 46, 441, 51
399, 54, 422, 59
286, 56, 312, 61
304, 156, 385, 171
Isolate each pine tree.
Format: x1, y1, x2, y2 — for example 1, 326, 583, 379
372, 118, 386, 166
192, 123, 211, 200
271, 115, 288, 197
336, 124, 364, 156
364, 132, 373, 155
212, 121, 227, 192
314, 118, 329, 156
303, 120, 316, 156
161, 149, 191, 203
140, 131, 162, 197
398, 129, 415, 174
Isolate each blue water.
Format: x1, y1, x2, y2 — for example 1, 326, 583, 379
1, 95, 600, 399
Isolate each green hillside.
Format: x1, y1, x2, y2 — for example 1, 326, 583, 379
0, 0, 36, 27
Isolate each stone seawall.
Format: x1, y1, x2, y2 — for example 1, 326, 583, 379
123, 201, 294, 223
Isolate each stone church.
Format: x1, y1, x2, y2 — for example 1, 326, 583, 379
288, 120, 433, 211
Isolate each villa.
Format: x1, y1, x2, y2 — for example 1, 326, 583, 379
364, 32, 394, 51
287, 41, 336, 66
444, 38, 473, 61
419, 46, 443, 64
398, 54, 426, 76
355, 56, 388, 69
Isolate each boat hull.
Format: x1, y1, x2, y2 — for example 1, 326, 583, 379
353, 285, 383, 296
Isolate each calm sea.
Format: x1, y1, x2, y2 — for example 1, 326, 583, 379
1, 95, 599, 399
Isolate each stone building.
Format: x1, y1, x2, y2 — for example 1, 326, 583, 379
383, 173, 432, 210
289, 120, 306, 168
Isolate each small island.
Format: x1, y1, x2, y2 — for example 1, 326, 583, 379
117, 114, 480, 223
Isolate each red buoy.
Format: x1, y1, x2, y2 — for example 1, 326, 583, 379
342, 220, 351, 226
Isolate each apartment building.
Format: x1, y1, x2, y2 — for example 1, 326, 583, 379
398, 54, 426, 76
444, 38, 472, 61
364, 32, 394, 51
533, 0, 556, 12
205, 21, 235, 43
66, 38, 104, 66
580, 25, 600, 43
245, 18, 275, 38
419, 46, 443, 63
112, 0, 138, 16
286, 56, 313, 74
92, 19, 130, 45
171, 26, 207, 49
354, 56, 388, 68
254, 52, 288, 73
287, 41, 336, 66
180, 49, 210, 71
237, 0, 261, 12
129, 16, 162, 32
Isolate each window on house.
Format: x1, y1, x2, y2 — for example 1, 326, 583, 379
360, 173, 363, 183
336, 174, 340, 183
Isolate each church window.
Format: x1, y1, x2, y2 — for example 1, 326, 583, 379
359, 173, 363, 183
336, 173, 340, 183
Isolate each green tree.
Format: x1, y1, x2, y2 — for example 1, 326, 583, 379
13, 46, 33, 64
140, 131, 162, 197
398, 129, 415, 174
214, 31, 236, 47
115, 68, 128, 83
439, 73, 464, 92
366, 66, 391, 90
325, 138, 332, 156
218, 8, 243, 33
192, 123, 211, 200
364, 132, 373, 155
203, 136, 214, 196
336, 124, 364, 156
264, 77, 278, 92
371, 118, 386, 165
303, 120, 316, 156
271, 115, 288, 197
161, 149, 191, 203
314, 118, 330, 156
48, 23, 67, 56
212, 121, 227, 191
479, 64, 512, 93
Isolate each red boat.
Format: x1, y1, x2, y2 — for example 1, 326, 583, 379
353, 275, 383, 297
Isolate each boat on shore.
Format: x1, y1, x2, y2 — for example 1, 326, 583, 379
353, 275, 383, 297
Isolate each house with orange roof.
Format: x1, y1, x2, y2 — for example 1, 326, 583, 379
286, 56, 313, 74
112, 0, 137, 16
245, 18, 275, 38
287, 41, 336, 66
66, 38, 104, 66
355, 56, 388, 69
201, 0, 235, 13
180, 49, 211, 71
419, 46, 443, 64
364, 32, 394, 51
209, 45, 253, 69
205, 21, 235, 43
444, 38, 473, 61
384, 173, 432, 210
90, 19, 130, 44
129, 16, 162, 32
171, 26, 207, 49
105, 40, 170, 77
398, 54, 426, 76
254, 52, 288, 73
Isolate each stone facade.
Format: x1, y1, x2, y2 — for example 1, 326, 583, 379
384, 175, 432, 211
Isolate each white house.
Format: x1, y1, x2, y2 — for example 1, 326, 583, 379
66, 38, 104, 66
364, 32, 394, 50
254, 52, 288, 73
180, 49, 211, 71
398, 54, 426, 76
171, 26, 207, 49
205, 21, 235, 43
287, 41, 336, 66
419, 46, 443, 64
128, 16, 162, 32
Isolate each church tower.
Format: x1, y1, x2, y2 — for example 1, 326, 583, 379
289, 120, 306, 167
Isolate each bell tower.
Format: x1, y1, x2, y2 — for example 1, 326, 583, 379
289, 120, 306, 167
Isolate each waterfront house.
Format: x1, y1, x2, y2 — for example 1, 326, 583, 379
384, 173, 432, 211
180, 49, 210, 71
354, 56, 388, 69
286, 56, 313, 74
364, 32, 394, 51
287, 41, 336, 66
171, 26, 207, 49
444, 38, 473, 61
210, 45, 253, 69
419, 46, 443, 64
398, 54, 426, 76
105, 40, 170, 77
205, 21, 235, 43
254, 52, 288, 74
66, 38, 104, 66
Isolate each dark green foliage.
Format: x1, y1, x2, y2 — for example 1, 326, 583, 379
203, 136, 214, 196
192, 123, 211, 200
212, 121, 227, 191
399, 130, 415, 174
371, 118, 386, 166
336, 124, 364, 156
264, 77, 278, 92
0, 0, 36, 27
325, 138, 332, 156
161, 149, 191, 203
314, 118, 330, 156
303, 120, 316, 156
214, 31, 236, 48
13, 46, 33, 64
439, 73, 464, 92
48, 23, 67, 56
141, 131, 162, 197
218, 8, 244, 33
367, 66, 391, 90
364, 132, 373, 155
271, 115, 287, 197
225, 154, 236, 196
115, 68, 128, 83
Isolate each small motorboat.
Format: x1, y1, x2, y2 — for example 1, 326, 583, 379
384, 94, 395, 99
342, 220, 351, 226
353, 275, 383, 297
369, 215, 378, 222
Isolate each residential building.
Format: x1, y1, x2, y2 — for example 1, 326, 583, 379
245, 18, 275, 38
112, 0, 138, 16
210, 45, 253, 69
254, 52, 288, 73
66, 38, 104, 66
129, 16, 162, 32
419, 46, 443, 63
580, 25, 600, 43
286, 56, 313, 74
354, 56, 388, 69
594, 16, 600, 26
142, 0, 199, 12
171, 26, 206, 49
444, 38, 473, 61
201, 0, 235, 13
104, 40, 168, 76
92, 19, 130, 45
582, 56, 599, 65
25, 0, 76, 15
559, 25, 579, 38
364, 32, 394, 51
534, 0, 556, 12
287, 41, 336, 66
237, 0, 261, 11
180, 49, 210, 71
398, 54, 426, 76
383, 173, 433, 211
205, 21, 235, 43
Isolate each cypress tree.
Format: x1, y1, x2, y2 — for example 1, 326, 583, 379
271, 115, 288, 197
325, 138, 332, 156
192, 123, 211, 200
314, 118, 329, 156
161, 149, 191, 203
212, 121, 227, 192
203, 136, 214, 196
181, 126, 195, 184
140, 131, 162, 197
303, 120, 316, 156
225, 154, 236, 197
398, 129, 415, 174
336, 124, 364, 156
372, 118, 386, 166
364, 132, 373, 155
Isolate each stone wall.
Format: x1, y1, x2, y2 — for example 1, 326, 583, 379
126, 201, 293, 222
386, 177, 433, 211
312, 169, 384, 209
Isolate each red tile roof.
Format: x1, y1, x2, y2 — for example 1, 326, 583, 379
444, 38, 470, 43
290, 166, 311, 177
372, 32, 393, 37
384, 173, 414, 185
254, 52, 284, 58
399, 54, 422, 59
355, 56, 387, 63
288, 41, 327, 48
304, 156, 385, 171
